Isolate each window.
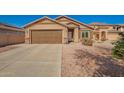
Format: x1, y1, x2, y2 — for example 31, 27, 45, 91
82, 32, 84, 37
82, 31, 90, 38
85, 32, 88, 38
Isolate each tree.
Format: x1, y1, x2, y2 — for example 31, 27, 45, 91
112, 32, 124, 60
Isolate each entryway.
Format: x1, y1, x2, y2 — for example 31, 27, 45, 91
68, 28, 74, 43
101, 31, 106, 41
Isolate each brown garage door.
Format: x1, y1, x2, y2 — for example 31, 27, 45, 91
31, 30, 62, 44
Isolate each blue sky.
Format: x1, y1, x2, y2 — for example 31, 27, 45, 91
0, 15, 124, 27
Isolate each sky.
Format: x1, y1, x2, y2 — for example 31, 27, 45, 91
0, 15, 124, 27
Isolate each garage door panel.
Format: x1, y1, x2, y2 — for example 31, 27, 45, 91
31, 30, 62, 44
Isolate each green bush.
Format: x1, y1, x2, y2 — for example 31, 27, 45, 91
82, 38, 93, 46
112, 32, 124, 60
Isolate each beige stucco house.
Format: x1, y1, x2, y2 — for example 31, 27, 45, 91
24, 16, 94, 44
24, 16, 123, 44
89, 22, 124, 41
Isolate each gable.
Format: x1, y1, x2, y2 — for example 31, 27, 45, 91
66, 22, 79, 28
36, 18, 55, 24
56, 16, 79, 26
58, 17, 67, 21
56, 16, 94, 30
24, 17, 67, 28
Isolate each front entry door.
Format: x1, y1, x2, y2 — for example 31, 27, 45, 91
68, 29, 74, 42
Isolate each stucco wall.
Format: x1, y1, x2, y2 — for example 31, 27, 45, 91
0, 29, 25, 47
24, 19, 68, 44
107, 32, 120, 41
56, 17, 93, 42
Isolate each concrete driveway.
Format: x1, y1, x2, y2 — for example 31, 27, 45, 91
0, 44, 62, 77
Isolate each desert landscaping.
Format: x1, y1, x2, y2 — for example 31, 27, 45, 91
62, 41, 124, 77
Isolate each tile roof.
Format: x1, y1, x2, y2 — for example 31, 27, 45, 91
0, 22, 24, 31
89, 22, 113, 26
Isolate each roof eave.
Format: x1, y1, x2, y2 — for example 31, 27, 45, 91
55, 15, 94, 30
23, 16, 68, 28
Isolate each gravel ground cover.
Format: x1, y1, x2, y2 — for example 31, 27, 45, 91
62, 41, 124, 77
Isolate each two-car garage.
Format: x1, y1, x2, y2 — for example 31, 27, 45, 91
24, 17, 68, 44
31, 30, 62, 44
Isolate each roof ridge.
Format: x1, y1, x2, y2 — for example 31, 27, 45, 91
55, 15, 94, 30
23, 16, 68, 28
89, 22, 114, 25
0, 22, 22, 29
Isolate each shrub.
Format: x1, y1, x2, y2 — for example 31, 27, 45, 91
112, 32, 124, 60
82, 38, 93, 46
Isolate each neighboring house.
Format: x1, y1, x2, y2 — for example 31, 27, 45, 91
89, 22, 124, 41
24, 16, 94, 44
118, 24, 124, 31
0, 22, 25, 47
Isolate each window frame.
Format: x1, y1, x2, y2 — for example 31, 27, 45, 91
81, 30, 90, 38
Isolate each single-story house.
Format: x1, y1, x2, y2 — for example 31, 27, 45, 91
24, 16, 124, 44
0, 22, 25, 47
24, 16, 94, 44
